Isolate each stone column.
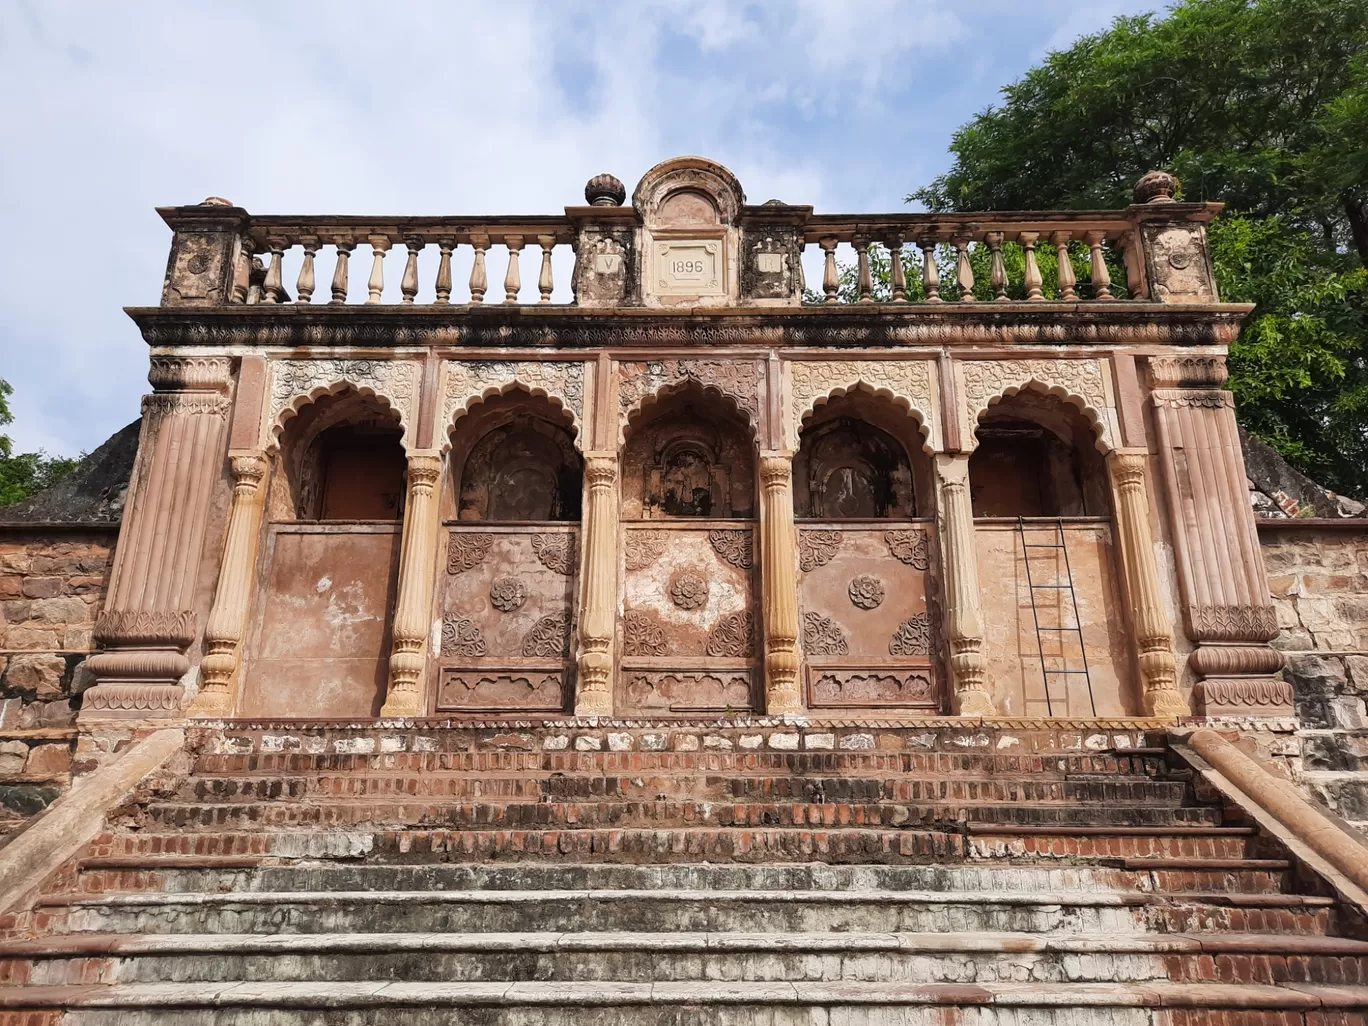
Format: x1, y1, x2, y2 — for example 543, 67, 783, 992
380, 450, 443, 717
934, 454, 995, 716
188, 451, 268, 717
82, 358, 233, 721
574, 453, 618, 717
759, 453, 803, 716
1107, 450, 1188, 718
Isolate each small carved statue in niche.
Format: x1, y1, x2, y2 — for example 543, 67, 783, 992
621, 393, 756, 520
658, 444, 722, 517
456, 416, 582, 522
794, 417, 914, 519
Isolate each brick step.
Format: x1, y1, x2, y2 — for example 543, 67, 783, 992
130, 799, 1217, 832
4, 979, 1366, 1024
6, 930, 1367, 987
30, 888, 1338, 938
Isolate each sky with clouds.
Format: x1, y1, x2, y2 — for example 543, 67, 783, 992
1, 0, 1159, 457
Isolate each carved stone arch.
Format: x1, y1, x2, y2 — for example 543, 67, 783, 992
440, 360, 586, 454
958, 358, 1120, 454
789, 360, 939, 453
618, 359, 763, 447
267, 358, 418, 453
633, 156, 745, 227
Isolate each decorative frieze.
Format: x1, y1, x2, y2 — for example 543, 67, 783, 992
268, 358, 419, 450
789, 360, 936, 449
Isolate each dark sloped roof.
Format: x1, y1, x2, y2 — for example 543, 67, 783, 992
1, 419, 141, 524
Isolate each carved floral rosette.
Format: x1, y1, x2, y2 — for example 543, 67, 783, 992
440, 360, 587, 450
267, 358, 419, 451
788, 360, 938, 450
958, 358, 1119, 453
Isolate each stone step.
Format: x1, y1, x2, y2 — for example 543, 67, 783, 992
131, 798, 1215, 832
4, 979, 1366, 1025
30, 888, 1338, 938
7, 930, 1367, 987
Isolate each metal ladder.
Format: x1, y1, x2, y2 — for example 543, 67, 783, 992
1017, 516, 1095, 717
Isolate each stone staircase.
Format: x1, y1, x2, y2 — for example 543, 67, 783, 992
1, 719, 1366, 1024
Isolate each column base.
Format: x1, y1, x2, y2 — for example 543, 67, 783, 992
79, 682, 185, 721
1193, 678, 1294, 719
953, 687, 996, 717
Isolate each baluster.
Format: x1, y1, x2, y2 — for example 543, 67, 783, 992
261, 238, 286, 304
1053, 231, 1077, 301
954, 234, 975, 302
1018, 231, 1044, 301
230, 236, 253, 304
434, 238, 454, 304
919, 235, 941, 303
295, 237, 317, 304
986, 232, 1008, 302
886, 235, 906, 303
401, 237, 422, 304
795, 239, 806, 296
469, 234, 489, 304
330, 241, 354, 304
1085, 230, 1114, 300
503, 235, 524, 303
537, 235, 555, 303
366, 235, 390, 304
854, 235, 873, 303
820, 236, 839, 304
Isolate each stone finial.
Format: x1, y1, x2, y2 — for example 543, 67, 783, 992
200, 196, 233, 207
585, 174, 626, 207
1133, 171, 1178, 205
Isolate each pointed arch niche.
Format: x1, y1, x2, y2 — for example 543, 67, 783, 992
967, 387, 1137, 719
239, 388, 405, 719
433, 390, 583, 715
617, 384, 760, 716
793, 393, 941, 714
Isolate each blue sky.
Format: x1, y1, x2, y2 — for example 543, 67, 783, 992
0, 0, 1159, 456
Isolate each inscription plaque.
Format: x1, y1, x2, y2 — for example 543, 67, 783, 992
655, 240, 724, 296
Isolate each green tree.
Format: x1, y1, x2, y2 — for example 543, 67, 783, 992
911, 0, 1368, 495
0, 379, 81, 507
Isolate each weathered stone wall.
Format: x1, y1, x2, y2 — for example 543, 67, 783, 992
1260, 521, 1368, 828
0, 526, 116, 836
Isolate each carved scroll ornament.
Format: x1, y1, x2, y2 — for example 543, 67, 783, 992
708, 529, 753, 570
622, 610, 669, 657
440, 616, 488, 657
706, 610, 755, 658
959, 358, 1117, 452
798, 530, 843, 572
625, 530, 670, 571
802, 611, 849, 656
884, 530, 930, 570
531, 534, 577, 575
789, 360, 936, 450
447, 533, 494, 575
441, 360, 586, 449
889, 612, 932, 656
522, 612, 571, 658
268, 358, 419, 450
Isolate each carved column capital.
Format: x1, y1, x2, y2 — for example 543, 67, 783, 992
1148, 355, 1229, 389
148, 356, 234, 394
759, 452, 794, 491
229, 451, 268, 486
584, 453, 618, 489
406, 451, 443, 489
1106, 449, 1149, 490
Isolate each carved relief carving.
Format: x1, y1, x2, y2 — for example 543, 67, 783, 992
489, 577, 527, 612
269, 359, 418, 448
438, 671, 563, 712
1144, 224, 1215, 302
960, 359, 1115, 451
618, 359, 763, 435
625, 530, 670, 571
1151, 389, 1234, 410
802, 611, 849, 656
148, 356, 233, 393
82, 684, 184, 713
447, 533, 494, 575
1188, 604, 1280, 643
440, 616, 488, 657
622, 610, 669, 657
93, 610, 198, 649
140, 393, 231, 423
847, 575, 885, 610
708, 529, 753, 570
1148, 356, 1229, 389
811, 671, 933, 707
442, 360, 586, 446
789, 360, 935, 448
521, 612, 571, 658
531, 534, 577, 575
889, 612, 932, 657
884, 530, 930, 570
1196, 678, 1294, 712
706, 610, 755, 658
798, 530, 843, 572
624, 672, 754, 712
669, 571, 709, 610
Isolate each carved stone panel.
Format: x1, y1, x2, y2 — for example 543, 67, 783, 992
789, 360, 937, 451
618, 360, 763, 443
269, 359, 419, 451
1141, 223, 1216, 303
618, 522, 758, 715
796, 523, 939, 712
441, 360, 587, 449
433, 525, 577, 713
958, 359, 1119, 454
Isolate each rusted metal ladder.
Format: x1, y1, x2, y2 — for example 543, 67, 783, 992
1017, 516, 1096, 717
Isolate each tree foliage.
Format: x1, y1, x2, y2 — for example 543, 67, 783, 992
0, 379, 81, 507
911, 0, 1368, 495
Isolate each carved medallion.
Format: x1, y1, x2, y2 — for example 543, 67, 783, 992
440, 617, 488, 657
802, 611, 849, 656
531, 533, 576, 575
889, 612, 932, 657
669, 571, 709, 611
708, 529, 753, 570
447, 533, 494, 575
847, 575, 885, 610
798, 530, 843, 572
522, 612, 571, 658
706, 610, 755, 658
884, 529, 930, 570
625, 530, 670, 571
489, 577, 527, 613
622, 610, 669, 657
